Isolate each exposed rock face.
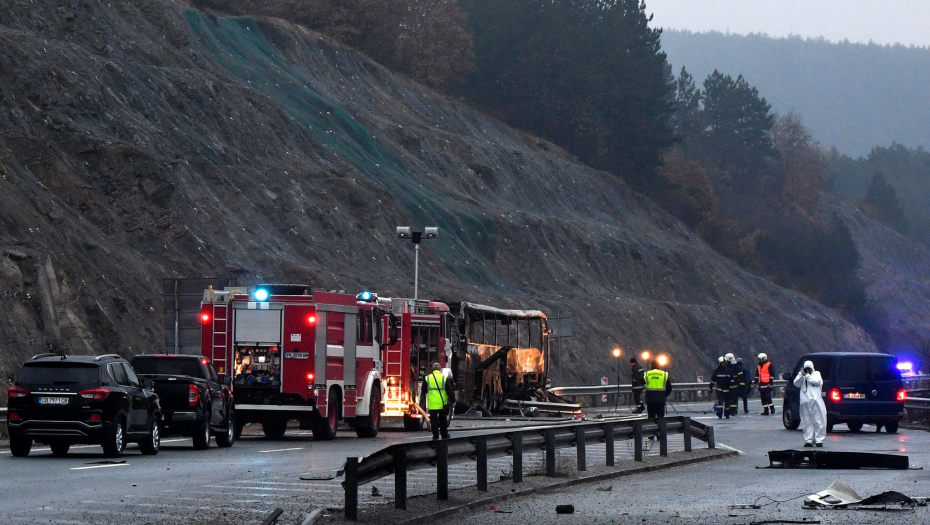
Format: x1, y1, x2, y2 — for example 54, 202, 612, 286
0, 0, 874, 400
827, 198, 930, 360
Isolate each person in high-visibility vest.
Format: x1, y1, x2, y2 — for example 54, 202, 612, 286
419, 362, 454, 440
644, 360, 673, 419
756, 353, 776, 415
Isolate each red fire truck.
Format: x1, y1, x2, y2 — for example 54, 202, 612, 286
200, 284, 384, 440
362, 295, 452, 430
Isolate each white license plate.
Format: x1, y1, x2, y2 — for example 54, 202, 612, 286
38, 396, 69, 405
843, 393, 866, 400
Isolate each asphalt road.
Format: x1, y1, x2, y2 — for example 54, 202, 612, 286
4, 404, 929, 524
452, 402, 930, 524
0, 416, 587, 524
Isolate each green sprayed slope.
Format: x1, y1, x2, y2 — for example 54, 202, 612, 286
184, 9, 499, 287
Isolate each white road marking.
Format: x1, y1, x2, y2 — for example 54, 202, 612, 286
203, 484, 325, 492
258, 447, 304, 453
70, 463, 130, 471
717, 443, 746, 455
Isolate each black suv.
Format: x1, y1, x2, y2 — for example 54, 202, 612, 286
782, 352, 905, 434
7, 354, 162, 457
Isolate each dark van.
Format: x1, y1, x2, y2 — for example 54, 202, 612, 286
782, 352, 905, 434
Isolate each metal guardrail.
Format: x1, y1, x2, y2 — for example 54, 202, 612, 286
342, 415, 714, 520
549, 380, 788, 406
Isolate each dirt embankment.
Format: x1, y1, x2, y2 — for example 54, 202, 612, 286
0, 0, 875, 400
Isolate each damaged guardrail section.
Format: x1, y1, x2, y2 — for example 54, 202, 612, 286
342, 415, 714, 520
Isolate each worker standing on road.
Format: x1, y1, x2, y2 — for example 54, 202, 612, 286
794, 360, 827, 447
710, 357, 731, 419
630, 358, 646, 413
756, 353, 776, 415
420, 362, 453, 440
736, 357, 752, 414
644, 360, 672, 419
725, 353, 743, 417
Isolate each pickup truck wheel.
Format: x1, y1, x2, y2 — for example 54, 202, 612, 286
215, 409, 236, 448
262, 420, 288, 439
355, 385, 381, 438
50, 442, 71, 456
10, 435, 32, 457
138, 417, 161, 455
192, 409, 211, 450
102, 417, 126, 458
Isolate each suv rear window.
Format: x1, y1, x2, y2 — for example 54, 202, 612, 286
132, 357, 202, 377
18, 364, 99, 385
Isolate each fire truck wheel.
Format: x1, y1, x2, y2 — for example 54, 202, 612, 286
313, 395, 339, 441
262, 420, 288, 439
355, 385, 381, 438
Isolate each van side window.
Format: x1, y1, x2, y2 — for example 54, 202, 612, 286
809, 357, 833, 380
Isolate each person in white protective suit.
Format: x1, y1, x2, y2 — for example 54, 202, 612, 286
793, 360, 827, 447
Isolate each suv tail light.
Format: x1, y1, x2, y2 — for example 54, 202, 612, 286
87, 413, 102, 422
189, 384, 199, 407
8, 386, 29, 398
829, 389, 842, 402
79, 388, 110, 401
9, 412, 22, 421
897, 389, 907, 402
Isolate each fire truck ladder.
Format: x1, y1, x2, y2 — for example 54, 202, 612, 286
211, 303, 228, 375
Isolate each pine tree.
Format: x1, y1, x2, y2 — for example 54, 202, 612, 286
699, 70, 774, 176
863, 172, 908, 233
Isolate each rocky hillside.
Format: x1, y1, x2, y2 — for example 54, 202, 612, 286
0, 0, 875, 400
827, 198, 930, 362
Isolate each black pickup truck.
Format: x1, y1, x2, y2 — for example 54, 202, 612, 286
130, 355, 236, 449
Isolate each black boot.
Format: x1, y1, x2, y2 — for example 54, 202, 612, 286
762, 407, 769, 416
771, 406, 776, 415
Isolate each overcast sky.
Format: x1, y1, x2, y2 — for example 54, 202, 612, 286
645, 0, 930, 48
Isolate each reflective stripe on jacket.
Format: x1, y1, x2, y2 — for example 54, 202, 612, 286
425, 371, 448, 410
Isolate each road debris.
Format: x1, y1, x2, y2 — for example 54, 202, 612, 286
803, 478, 928, 510
761, 450, 909, 469
555, 504, 575, 514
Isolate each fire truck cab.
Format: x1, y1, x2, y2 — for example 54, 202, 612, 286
201, 284, 382, 440
360, 294, 452, 431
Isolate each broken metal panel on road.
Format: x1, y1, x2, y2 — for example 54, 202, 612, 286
804, 478, 928, 510
765, 449, 909, 469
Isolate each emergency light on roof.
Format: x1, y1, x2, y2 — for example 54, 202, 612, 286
360, 290, 373, 301
253, 288, 270, 301
896, 361, 913, 372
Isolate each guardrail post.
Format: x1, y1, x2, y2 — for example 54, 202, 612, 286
682, 416, 692, 452
575, 427, 586, 471
345, 457, 358, 521
634, 421, 643, 462
477, 436, 488, 492
393, 448, 407, 510
706, 425, 716, 449
512, 433, 524, 483
545, 429, 556, 477
605, 423, 615, 467
659, 418, 668, 457
437, 440, 448, 500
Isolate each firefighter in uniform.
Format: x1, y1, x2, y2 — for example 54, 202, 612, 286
420, 362, 453, 440
630, 358, 646, 413
756, 353, 776, 415
710, 357, 731, 419
736, 357, 752, 414
644, 360, 672, 419
725, 353, 743, 417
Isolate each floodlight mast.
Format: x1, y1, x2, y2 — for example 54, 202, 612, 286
396, 226, 439, 300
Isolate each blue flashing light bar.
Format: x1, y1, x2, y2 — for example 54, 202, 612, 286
896, 361, 913, 372
360, 290, 373, 301
253, 288, 270, 302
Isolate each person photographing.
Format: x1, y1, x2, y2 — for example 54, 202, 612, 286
793, 360, 827, 447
